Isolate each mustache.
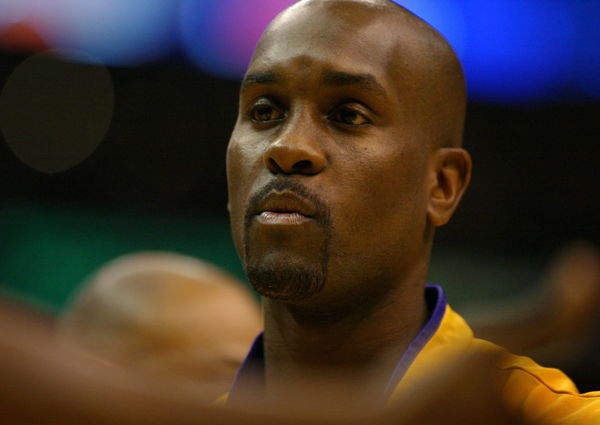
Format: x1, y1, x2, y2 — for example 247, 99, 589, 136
244, 178, 331, 228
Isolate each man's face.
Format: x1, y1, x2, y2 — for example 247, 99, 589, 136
226, 3, 435, 310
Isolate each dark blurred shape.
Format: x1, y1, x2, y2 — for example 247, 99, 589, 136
58, 251, 262, 401
469, 242, 600, 391
0, 50, 113, 173
440, 103, 600, 256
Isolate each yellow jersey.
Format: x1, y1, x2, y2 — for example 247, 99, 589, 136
227, 285, 600, 423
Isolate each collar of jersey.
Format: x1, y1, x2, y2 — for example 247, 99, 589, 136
227, 284, 453, 406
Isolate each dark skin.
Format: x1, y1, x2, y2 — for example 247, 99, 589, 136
226, 0, 471, 409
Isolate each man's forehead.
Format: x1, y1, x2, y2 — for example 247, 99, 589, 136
256, 0, 396, 54
248, 10, 402, 87
248, 0, 440, 89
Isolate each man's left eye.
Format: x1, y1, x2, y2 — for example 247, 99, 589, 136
329, 107, 370, 126
249, 104, 285, 123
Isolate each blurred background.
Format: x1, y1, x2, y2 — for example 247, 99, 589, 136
0, 0, 599, 387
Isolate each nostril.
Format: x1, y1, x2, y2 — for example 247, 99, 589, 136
267, 157, 282, 173
294, 160, 313, 171
263, 143, 325, 175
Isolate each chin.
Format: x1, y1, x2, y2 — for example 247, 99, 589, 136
244, 256, 327, 301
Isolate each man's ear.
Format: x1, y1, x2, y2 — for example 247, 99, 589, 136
427, 148, 472, 227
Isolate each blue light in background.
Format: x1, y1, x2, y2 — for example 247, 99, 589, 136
176, 0, 600, 102
461, 0, 578, 103
394, 0, 467, 60
2, 0, 598, 103
178, 0, 296, 79
37, 0, 178, 66
394, 0, 589, 104
572, 0, 600, 98
178, 1, 234, 79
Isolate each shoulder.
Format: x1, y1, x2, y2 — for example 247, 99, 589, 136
213, 393, 229, 405
416, 304, 600, 424
472, 337, 600, 424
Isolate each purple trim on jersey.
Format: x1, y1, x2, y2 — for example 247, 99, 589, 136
379, 284, 447, 402
227, 332, 265, 406
227, 284, 447, 407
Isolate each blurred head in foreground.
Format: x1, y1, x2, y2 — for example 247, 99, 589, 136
59, 252, 262, 400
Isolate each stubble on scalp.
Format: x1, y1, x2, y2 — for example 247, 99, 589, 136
243, 179, 332, 301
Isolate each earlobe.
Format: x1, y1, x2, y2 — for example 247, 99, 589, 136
427, 148, 472, 227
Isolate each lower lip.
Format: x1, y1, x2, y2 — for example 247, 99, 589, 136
257, 211, 311, 225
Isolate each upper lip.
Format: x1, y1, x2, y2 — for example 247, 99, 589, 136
255, 191, 316, 218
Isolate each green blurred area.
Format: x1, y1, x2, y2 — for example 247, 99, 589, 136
0, 200, 246, 313
0, 200, 541, 315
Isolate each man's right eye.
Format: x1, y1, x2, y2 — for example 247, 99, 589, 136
248, 101, 285, 123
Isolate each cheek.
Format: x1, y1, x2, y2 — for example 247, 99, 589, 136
330, 144, 429, 255
226, 138, 249, 258
226, 133, 266, 258
226, 131, 265, 197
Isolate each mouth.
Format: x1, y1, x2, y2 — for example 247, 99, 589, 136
254, 191, 316, 226
257, 210, 311, 225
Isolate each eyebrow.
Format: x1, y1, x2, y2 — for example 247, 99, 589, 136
322, 70, 388, 98
241, 69, 388, 99
242, 71, 280, 88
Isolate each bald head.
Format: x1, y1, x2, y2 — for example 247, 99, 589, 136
253, 0, 466, 149
59, 252, 262, 400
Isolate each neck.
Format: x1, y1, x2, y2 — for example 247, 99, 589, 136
262, 271, 429, 411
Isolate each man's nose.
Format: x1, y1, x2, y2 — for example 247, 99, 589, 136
262, 117, 327, 176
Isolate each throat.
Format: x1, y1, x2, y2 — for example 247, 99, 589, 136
262, 290, 429, 410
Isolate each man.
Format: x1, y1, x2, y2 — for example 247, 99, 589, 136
224, 0, 600, 422
1, 1, 597, 423
58, 252, 262, 402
